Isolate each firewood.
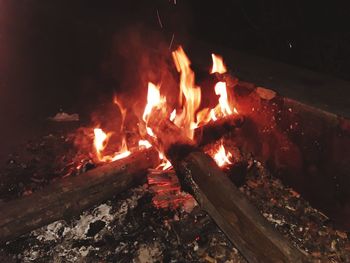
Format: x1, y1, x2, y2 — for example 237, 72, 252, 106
176, 152, 307, 263
148, 117, 308, 263
0, 148, 159, 244
194, 114, 244, 146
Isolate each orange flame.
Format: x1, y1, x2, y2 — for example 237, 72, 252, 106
158, 152, 173, 170
195, 108, 212, 127
210, 108, 218, 121
215, 81, 232, 116
93, 128, 110, 160
211, 54, 227, 74
93, 127, 131, 162
193, 80, 236, 127
191, 53, 236, 128
143, 82, 162, 122
92, 98, 131, 163
169, 109, 176, 122
212, 143, 232, 167
172, 46, 201, 139
89, 48, 238, 169
138, 139, 152, 149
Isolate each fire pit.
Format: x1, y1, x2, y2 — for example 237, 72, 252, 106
0, 47, 350, 263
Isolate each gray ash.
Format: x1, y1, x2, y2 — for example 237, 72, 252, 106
240, 159, 350, 262
1, 186, 244, 263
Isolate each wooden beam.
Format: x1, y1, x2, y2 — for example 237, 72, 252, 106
0, 148, 159, 244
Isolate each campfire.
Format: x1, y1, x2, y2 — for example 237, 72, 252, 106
88, 46, 236, 167
1, 45, 350, 263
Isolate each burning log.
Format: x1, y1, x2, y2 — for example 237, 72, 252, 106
149, 117, 307, 263
194, 114, 244, 146
0, 148, 159, 244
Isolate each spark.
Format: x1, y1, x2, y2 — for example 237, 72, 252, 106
156, 9, 163, 29
169, 33, 175, 50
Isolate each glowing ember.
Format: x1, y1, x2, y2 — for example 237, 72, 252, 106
211, 54, 227, 74
212, 143, 232, 167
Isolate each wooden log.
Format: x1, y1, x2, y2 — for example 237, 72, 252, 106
194, 114, 244, 146
0, 148, 159, 244
148, 113, 244, 155
148, 117, 308, 263
176, 152, 307, 263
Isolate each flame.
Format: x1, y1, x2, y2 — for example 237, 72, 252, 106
93, 127, 131, 162
212, 143, 232, 167
172, 46, 201, 139
87, 47, 238, 170
215, 81, 232, 116
110, 150, 131, 161
138, 139, 152, 149
211, 54, 227, 74
93, 128, 110, 160
157, 159, 173, 170
157, 152, 173, 170
142, 82, 167, 139
92, 98, 131, 163
79, 46, 245, 212
200, 54, 237, 122
193, 80, 236, 127
210, 109, 218, 121
195, 108, 212, 127
143, 82, 162, 122
169, 109, 176, 122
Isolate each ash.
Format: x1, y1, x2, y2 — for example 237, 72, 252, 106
1, 184, 244, 263
240, 161, 350, 262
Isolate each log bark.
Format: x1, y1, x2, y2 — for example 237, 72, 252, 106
149, 117, 308, 263
176, 152, 307, 263
0, 148, 159, 244
194, 114, 244, 146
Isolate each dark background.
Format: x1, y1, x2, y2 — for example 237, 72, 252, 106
0, 0, 349, 160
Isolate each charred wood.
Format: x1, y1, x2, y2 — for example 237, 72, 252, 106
0, 148, 159, 244
149, 117, 308, 263
194, 114, 244, 146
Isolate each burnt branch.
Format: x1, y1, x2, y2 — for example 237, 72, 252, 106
0, 148, 159, 244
